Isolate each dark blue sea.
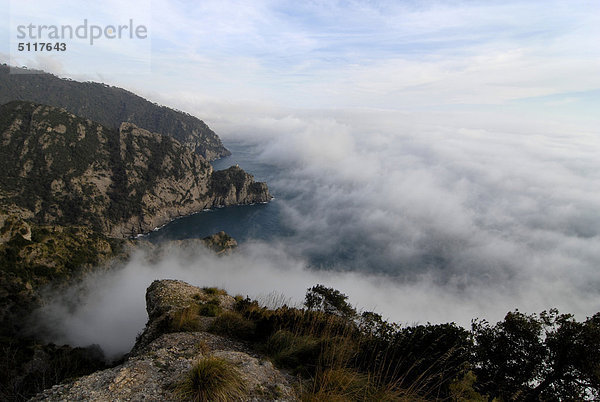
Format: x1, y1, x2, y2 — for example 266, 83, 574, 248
145, 141, 293, 245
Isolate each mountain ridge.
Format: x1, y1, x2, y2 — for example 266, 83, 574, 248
0, 64, 230, 160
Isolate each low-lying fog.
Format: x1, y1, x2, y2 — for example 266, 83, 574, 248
34, 107, 600, 359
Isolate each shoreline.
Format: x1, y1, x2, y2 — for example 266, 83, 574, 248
132, 198, 274, 239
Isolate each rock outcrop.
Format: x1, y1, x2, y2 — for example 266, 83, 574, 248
202, 231, 238, 254
0, 213, 32, 243
209, 166, 271, 207
32, 280, 297, 401
0, 101, 271, 238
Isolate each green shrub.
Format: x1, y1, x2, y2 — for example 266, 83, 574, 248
265, 330, 323, 374
304, 284, 356, 318
173, 356, 246, 401
197, 298, 221, 317
264, 330, 297, 356
202, 287, 227, 296
198, 302, 221, 317
448, 371, 487, 402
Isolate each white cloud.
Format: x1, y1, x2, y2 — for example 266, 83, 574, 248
31, 103, 600, 359
54, 0, 594, 111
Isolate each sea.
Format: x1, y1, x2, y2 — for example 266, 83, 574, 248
145, 141, 293, 248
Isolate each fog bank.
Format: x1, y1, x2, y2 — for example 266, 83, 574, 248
34, 106, 600, 358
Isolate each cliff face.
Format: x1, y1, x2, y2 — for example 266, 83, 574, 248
33, 280, 297, 401
209, 165, 271, 207
0, 65, 229, 160
0, 101, 271, 238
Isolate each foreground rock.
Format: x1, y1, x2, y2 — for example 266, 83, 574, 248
32, 332, 295, 401
32, 280, 297, 401
131, 280, 237, 355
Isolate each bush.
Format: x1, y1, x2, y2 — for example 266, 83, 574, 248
202, 287, 227, 296
198, 299, 221, 317
209, 312, 255, 340
472, 310, 600, 400
265, 330, 323, 374
173, 356, 246, 401
304, 284, 356, 318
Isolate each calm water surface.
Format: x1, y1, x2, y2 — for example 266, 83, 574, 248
145, 141, 293, 244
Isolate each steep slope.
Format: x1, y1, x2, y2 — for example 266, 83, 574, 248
0, 101, 271, 238
32, 280, 297, 401
0, 233, 242, 400
0, 64, 229, 160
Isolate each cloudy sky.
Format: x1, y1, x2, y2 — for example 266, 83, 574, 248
3, 1, 600, 353
1, 0, 599, 116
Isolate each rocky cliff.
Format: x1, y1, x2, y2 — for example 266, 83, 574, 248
0, 65, 229, 160
0, 101, 271, 238
32, 280, 297, 401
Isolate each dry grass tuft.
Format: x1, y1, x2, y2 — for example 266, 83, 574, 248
173, 356, 246, 401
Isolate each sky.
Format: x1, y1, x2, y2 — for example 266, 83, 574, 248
1, 0, 599, 115
3, 1, 600, 355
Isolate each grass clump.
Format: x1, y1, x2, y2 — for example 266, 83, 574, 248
202, 286, 227, 296
265, 330, 323, 374
171, 305, 202, 332
209, 311, 255, 340
300, 368, 406, 402
171, 299, 224, 332
173, 357, 246, 401
198, 298, 221, 317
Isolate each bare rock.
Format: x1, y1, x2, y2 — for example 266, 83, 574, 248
0, 213, 32, 244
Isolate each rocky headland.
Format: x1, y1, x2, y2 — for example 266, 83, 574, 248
32, 280, 297, 401
0, 101, 271, 238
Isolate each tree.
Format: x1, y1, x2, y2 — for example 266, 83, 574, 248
304, 284, 356, 318
472, 309, 600, 400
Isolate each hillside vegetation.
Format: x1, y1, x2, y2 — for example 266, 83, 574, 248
37, 280, 600, 401
0, 101, 270, 238
0, 99, 270, 400
0, 64, 229, 160
172, 284, 600, 400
